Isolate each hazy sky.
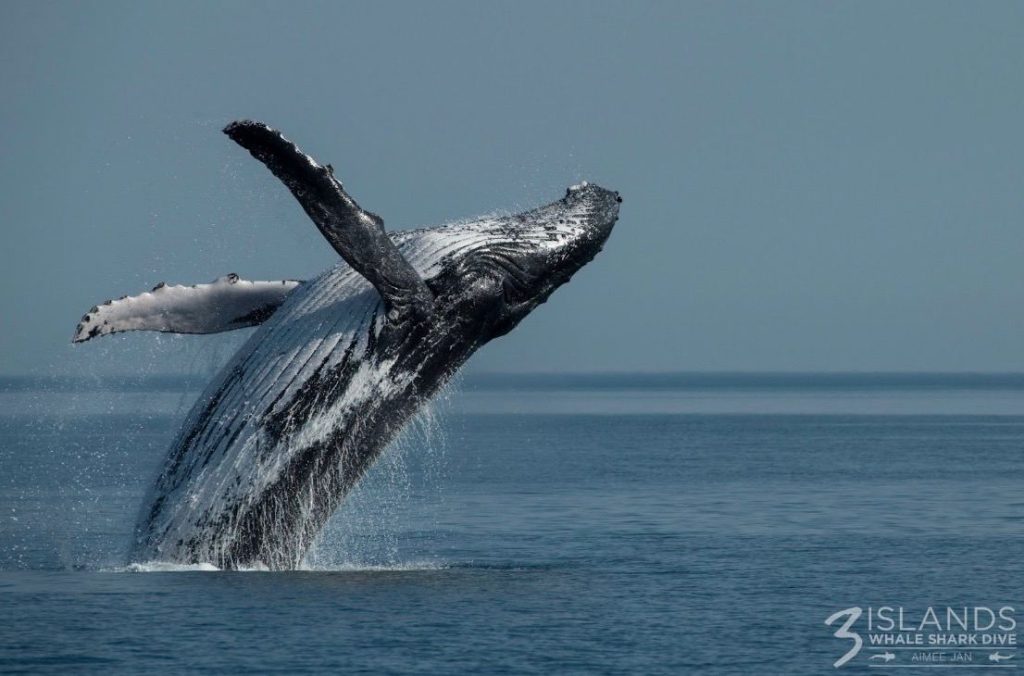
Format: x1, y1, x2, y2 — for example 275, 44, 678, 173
2, 1, 1022, 375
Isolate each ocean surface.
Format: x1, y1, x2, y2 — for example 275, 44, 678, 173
0, 373, 1021, 674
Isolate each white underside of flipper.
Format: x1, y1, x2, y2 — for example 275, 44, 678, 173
73, 275, 302, 343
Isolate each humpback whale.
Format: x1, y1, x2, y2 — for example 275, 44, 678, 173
74, 121, 620, 570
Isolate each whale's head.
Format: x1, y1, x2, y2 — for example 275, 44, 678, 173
426, 182, 620, 340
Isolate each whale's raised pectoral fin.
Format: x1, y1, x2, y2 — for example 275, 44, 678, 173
223, 120, 433, 321
72, 275, 302, 343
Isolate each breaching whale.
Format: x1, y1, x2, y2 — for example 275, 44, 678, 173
73, 121, 620, 569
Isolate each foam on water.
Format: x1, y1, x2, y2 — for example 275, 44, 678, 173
114, 559, 449, 573
119, 561, 224, 572
302, 560, 449, 573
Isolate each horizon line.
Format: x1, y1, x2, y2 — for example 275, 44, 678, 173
3, 369, 1024, 378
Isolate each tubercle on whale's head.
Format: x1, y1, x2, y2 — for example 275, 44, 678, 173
455, 182, 621, 339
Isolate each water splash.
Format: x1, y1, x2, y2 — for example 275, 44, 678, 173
7, 331, 460, 572
302, 384, 454, 570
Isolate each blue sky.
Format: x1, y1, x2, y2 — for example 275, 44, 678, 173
2, 1, 1022, 374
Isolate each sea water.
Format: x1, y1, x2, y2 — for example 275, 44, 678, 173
0, 373, 1021, 673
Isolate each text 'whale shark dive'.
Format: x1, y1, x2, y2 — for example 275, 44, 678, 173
74, 121, 621, 570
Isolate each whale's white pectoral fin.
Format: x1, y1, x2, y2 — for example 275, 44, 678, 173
72, 274, 302, 343
223, 120, 434, 321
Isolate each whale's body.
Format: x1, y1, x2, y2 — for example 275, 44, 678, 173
136, 218, 595, 569
75, 122, 619, 569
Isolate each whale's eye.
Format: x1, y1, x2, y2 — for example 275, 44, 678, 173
501, 277, 523, 304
